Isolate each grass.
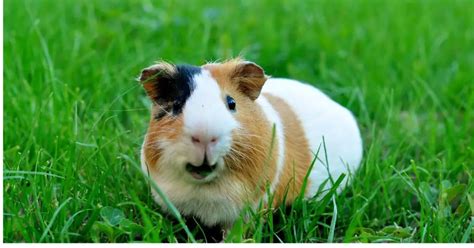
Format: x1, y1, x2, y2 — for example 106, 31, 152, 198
3, 0, 474, 243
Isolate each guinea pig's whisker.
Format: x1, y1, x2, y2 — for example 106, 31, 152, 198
227, 149, 247, 160
226, 147, 244, 157
239, 133, 265, 140
154, 104, 174, 115
232, 140, 266, 150
231, 141, 268, 157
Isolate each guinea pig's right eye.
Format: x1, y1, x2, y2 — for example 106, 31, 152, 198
226, 95, 236, 112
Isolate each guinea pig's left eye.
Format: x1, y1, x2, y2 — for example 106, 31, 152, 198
226, 95, 236, 112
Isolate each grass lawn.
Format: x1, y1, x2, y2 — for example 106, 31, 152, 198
3, 0, 474, 243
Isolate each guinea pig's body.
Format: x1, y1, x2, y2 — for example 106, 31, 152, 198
139, 59, 362, 228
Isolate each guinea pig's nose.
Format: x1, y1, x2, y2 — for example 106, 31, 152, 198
191, 135, 218, 146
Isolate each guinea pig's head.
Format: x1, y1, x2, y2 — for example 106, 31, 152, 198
140, 59, 268, 184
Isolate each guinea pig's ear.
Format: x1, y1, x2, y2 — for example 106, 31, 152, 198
139, 62, 176, 104
232, 61, 268, 100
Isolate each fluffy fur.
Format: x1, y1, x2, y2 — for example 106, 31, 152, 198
260, 78, 363, 195
139, 58, 362, 227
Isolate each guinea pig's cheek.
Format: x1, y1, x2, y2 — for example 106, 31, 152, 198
218, 135, 233, 155
160, 142, 189, 165
206, 146, 220, 165
207, 136, 232, 165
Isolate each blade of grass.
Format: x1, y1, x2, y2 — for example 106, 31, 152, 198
39, 197, 72, 242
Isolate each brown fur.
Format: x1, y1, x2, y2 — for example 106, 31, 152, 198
143, 59, 312, 210
204, 60, 279, 203
143, 108, 184, 172
264, 93, 312, 205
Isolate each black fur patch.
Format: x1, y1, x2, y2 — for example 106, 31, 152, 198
152, 64, 201, 120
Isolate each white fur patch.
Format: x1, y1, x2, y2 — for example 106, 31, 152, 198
256, 95, 286, 201
183, 70, 239, 132
181, 70, 239, 166
261, 78, 363, 197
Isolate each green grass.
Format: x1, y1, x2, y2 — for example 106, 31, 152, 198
3, 0, 474, 243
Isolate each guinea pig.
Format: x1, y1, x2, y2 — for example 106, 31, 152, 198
139, 58, 362, 229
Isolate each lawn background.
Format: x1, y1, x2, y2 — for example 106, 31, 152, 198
3, 0, 474, 243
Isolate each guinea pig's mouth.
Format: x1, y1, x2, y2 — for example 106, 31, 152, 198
185, 160, 217, 180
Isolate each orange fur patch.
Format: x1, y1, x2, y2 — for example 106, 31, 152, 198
204, 61, 280, 203
263, 93, 312, 205
143, 108, 184, 172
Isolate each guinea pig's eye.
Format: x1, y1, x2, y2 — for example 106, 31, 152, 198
226, 95, 236, 112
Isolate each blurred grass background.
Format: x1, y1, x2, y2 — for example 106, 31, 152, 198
3, 0, 474, 243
